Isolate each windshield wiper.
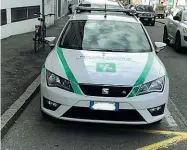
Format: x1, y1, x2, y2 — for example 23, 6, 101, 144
87, 49, 128, 52
59, 45, 82, 50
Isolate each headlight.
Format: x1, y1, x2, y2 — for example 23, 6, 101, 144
46, 70, 73, 92
183, 28, 187, 33
137, 77, 165, 95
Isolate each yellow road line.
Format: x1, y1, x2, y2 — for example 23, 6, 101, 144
119, 128, 187, 149
122, 129, 185, 135
136, 129, 185, 135
137, 134, 187, 150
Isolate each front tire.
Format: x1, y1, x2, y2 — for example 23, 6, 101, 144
175, 32, 182, 52
163, 27, 170, 44
151, 21, 155, 26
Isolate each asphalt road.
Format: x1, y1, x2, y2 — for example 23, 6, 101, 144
2, 22, 187, 150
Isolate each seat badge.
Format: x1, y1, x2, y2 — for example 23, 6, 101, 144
102, 88, 109, 95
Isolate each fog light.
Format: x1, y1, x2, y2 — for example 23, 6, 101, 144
43, 97, 60, 111
184, 36, 187, 41
148, 104, 165, 116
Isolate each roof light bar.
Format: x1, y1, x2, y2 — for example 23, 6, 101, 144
75, 6, 136, 14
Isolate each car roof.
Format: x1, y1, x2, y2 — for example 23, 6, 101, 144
70, 13, 140, 24
176, 5, 187, 9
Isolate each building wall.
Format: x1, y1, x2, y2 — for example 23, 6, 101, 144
0, 0, 81, 39
54, 0, 58, 19
61, 0, 69, 16
177, 0, 186, 5
1, 0, 55, 39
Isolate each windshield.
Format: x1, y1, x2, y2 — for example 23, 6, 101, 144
59, 20, 151, 52
136, 5, 153, 12
184, 11, 187, 21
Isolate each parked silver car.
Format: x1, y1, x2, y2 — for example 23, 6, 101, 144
163, 6, 187, 52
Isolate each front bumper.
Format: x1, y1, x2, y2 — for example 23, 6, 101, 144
40, 72, 169, 125
181, 34, 187, 47
139, 17, 155, 24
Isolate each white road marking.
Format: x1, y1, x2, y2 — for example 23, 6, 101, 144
170, 98, 187, 128
165, 107, 178, 127
1, 76, 40, 135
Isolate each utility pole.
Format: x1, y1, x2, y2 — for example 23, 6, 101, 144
42, 0, 45, 49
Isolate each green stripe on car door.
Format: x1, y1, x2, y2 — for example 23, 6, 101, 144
128, 53, 155, 97
41, 65, 45, 71
166, 72, 169, 79
57, 47, 82, 95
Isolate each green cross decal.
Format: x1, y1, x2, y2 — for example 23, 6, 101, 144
96, 63, 116, 72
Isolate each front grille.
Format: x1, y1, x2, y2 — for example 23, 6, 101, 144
79, 84, 132, 97
63, 107, 145, 122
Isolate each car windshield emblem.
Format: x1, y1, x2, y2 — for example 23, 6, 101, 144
102, 88, 109, 95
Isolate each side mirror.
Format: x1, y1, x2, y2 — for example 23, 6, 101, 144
48, 43, 55, 50
45, 37, 56, 49
173, 16, 180, 21
155, 42, 166, 54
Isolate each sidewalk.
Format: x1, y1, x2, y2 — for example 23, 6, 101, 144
1, 16, 69, 115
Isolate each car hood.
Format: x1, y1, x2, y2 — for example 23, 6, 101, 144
48, 48, 165, 86
183, 21, 187, 26
137, 11, 154, 14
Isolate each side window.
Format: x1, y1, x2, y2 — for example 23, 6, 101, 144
176, 10, 182, 21
11, 7, 28, 22
1, 9, 7, 26
11, 6, 40, 23
28, 6, 40, 19
183, 11, 187, 21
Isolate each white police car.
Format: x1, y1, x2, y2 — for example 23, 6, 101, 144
41, 7, 169, 124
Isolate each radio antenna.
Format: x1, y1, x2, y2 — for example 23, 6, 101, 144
104, 0, 107, 18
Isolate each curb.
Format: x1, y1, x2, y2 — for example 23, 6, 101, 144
1, 75, 41, 139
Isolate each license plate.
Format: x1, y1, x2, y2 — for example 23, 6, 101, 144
90, 101, 119, 111
144, 18, 148, 20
